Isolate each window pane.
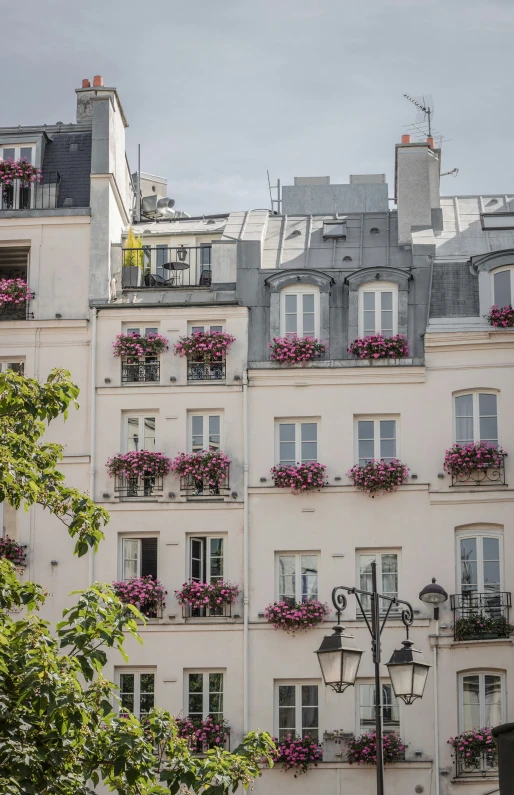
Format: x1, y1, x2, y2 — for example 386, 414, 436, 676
380, 420, 396, 461
140, 692, 154, 715
479, 394, 498, 445
144, 327, 158, 337
359, 555, 375, 613
455, 395, 474, 444
192, 415, 204, 451
382, 684, 400, 732
278, 685, 296, 739
127, 417, 140, 451
140, 673, 154, 693
208, 415, 220, 450
484, 676, 502, 727
279, 423, 296, 465
363, 293, 375, 310
123, 539, 139, 580
209, 538, 224, 581
20, 147, 33, 164
483, 537, 500, 561
381, 293, 394, 335
462, 675, 480, 731
2, 148, 15, 160
460, 538, 477, 593
358, 420, 375, 464
189, 673, 203, 692
120, 673, 135, 693
381, 554, 398, 598
359, 684, 376, 732
301, 555, 318, 601
188, 694, 203, 715
363, 292, 376, 334
381, 292, 393, 311
301, 423, 317, 463
144, 418, 155, 450
278, 556, 295, 602
302, 294, 315, 337
191, 539, 203, 581
494, 270, 512, 308
285, 294, 297, 336
483, 561, 500, 591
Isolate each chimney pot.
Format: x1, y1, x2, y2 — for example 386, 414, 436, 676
426, 136, 435, 149
93, 75, 104, 87
401, 134, 411, 144
82, 78, 91, 88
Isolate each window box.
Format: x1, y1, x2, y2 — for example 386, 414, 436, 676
348, 334, 409, 360
0, 279, 34, 321
107, 451, 172, 498
264, 600, 329, 633
176, 715, 230, 752
271, 462, 327, 492
175, 580, 240, 618
269, 335, 327, 365
347, 460, 409, 496
112, 575, 166, 619
449, 728, 498, 778
451, 592, 512, 641
347, 732, 406, 765
0, 537, 26, 566
171, 450, 231, 498
274, 734, 323, 775
174, 330, 235, 361
444, 443, 507, 486
487, 305, 514, 328
112, 331, 169, 359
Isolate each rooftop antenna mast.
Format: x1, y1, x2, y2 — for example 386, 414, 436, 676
267, 170, 282, 214
403, 94, 434, 138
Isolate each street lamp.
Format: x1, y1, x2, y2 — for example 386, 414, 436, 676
419, 577, 448, 619
315, 561, 430, 795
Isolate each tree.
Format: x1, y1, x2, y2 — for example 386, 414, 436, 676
123, 227, 145, 270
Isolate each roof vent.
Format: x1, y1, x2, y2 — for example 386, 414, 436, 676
63, 198, 74, 207
343, 256, 352, 262
323, 220, 347, 240
370, 227, 380, 235
69, 143, 78, 153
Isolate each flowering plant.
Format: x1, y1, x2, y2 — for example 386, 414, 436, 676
269, 335, 327, 364
454, 613, 513, 641
0, 158, 42, 185
170, 450, 231, 486
112, 332, 169, 360
274, 734, 323, 775
0, 536, 26, 566
106, 450, 172, 479
271, 462, 328, 492
175, 580, 240, 610
175, 714, 230, 751
347, 460, 409, 496
448, 728, 497, 768
347, 732, 406, 765
487, 305, 514, 328
264, 600, 330, 633
443, 442, 507, 476
174, 330, 236, 361
112, 576, 167, 616
348, 335, 409, 360
0, 278, 32, 306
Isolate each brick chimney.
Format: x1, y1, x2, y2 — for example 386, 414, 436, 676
395, 135, 442, 246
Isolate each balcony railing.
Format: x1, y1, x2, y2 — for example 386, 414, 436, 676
182, 602, 233, 619
451, 453, 506, 486
451, 591, 512, 641
180, 471, 230, 498
0, 298, 33, 321
455, 749, 498, 778
121, 360, 160, 383
121, 246, 212, 289
114, 474, 164, 498
0, 173, 61, 211
187, 360, 226, 382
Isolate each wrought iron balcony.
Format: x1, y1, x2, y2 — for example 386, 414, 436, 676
182, 602, 233, 619
121, 360, 160, 383
451, 591, 512, 641
180, 471, 230, 498
187, 360, 226, 382
0, 298, 34, 321
121, 245, 212, 289
0, 173, 61, 211
451, 453, 506, 486
455, 748, 498, 778
114, 474, 164, 498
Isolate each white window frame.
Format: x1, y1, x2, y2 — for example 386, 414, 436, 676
0, 144, 37, 210
453, 391, 499, 445
123, 414, 157, 453
188, 412, 223, 453
184, 670, 225, 720
188, 535, 226, 584
358, 281, 398, 337
123, 323, 160, 338
188, 322, 224, 334
275, 552, 319, 603
354, 416, 399, 465
274, 681, 320, 741
116, 668, 156, 719
0, 359, 25, 374
458, 671, 505, 732
491, 266, 514, 308
455, 530, 503, 595
275, 418, 319, 465
279, 284, 320, 339
356, 680, 402, 736
356, 549, 401, 615
119, 535, 159, 581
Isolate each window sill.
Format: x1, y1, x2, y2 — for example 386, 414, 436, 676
249, 358, 425, 369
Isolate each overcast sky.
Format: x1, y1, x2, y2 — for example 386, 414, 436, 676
3, 0, 514, 215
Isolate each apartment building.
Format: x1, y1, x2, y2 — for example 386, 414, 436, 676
1, 79, 513, 795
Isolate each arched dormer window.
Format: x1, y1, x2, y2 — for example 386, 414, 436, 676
492, 266, 514, 308
280, 284, 320, 339
358, 281, 398, 337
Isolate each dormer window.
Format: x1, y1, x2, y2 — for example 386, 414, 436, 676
280, 285, 320, 338
492, 267, 514, 308
1, 145, 37, 211
358, 282, 398, 337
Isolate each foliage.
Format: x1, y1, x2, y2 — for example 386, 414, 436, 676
454, 612, 513, 641
271, 462, 328, 492
487, 304, 514, 328
0, 278, 32, 306
175, 714, 231, 751
448, 728, 497, 768
443, 442, 507, 476
347, 459, 409, 496
269, 335, 327, 364
174, 330, 236, 361
113, 576, 167, 617
264, 600, 330, 633
123, 227, 145, 270
112, 332, 169, 360
106, 450, 172, 479
0, 536, 26, 566
274, 734, 323, 775
0, 158, 42, 185
347, 732, 406, 765
0, 368, 108, 557
175, 580, 240, 611
171, 450, 231, 485
348, 334, 409, 360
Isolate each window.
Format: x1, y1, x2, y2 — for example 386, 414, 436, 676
357, 551, 399, 614
492, 267, 514, 308
277, 553, 318, 603
280, 285, 320, 339
276, 683, 319, 742
189, 536, 224, 584
358, 682, 400, 735
357, 419, 397, 465
124, 415, 156, 452
120, 537, 158, 581
0, 360, 24, 375
186, 672, 224, 722
277, 420, 318, 465
189, 413, 221, 452
117, 670, 155, 719
358, 282, 398, 337
199, 244, 212, 275
1, 146, 36, 210
156, 245, 168, 281
454, 393, 498, 446
124, 325, 159, 337
457, 534, 501, 595
0, 246, 29, 280
1, 145, 35, 163
189, 324, 223, 334
459, 672, 504, 731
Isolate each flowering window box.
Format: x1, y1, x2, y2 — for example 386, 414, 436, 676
271, 462, 328, 493
487, 305, 514, 328
450, 592, 513, 641
274, 734, 323, 775
175, 580, 240, 618
0, 537, 26, 566
347, 732, 406, 765
449, 728, 497, 778
106, 451, 172, 498
269, 335, 327, 365
176, 715, 230, 752
443, 442, 507, 486
112, 332, 168, 384
264, 600, 329, 633
347, 460, 409, 496
171, 450, 231, 497
0, 278, 34, 321
348, 335, 409, 360
0, 158, 42, 211
112, 576, 167, 619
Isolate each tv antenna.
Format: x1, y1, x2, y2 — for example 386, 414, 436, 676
404, 94, 434, 137
267, 170, 282, 214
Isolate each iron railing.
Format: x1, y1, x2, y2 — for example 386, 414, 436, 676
114, 474, 164, 498
0, 173, 61, 211
451, 454, 506, 487
187, 360, 226, 381
121, 245, 212, 289
451, 591, 512, 641
182, 602, 233, 619
455, 749, 498, 778
0, 298, 34, 321
121, 360, 160, 383
180, 470, 230, 498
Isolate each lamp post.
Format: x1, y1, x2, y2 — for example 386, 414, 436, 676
315, 561, 430, 795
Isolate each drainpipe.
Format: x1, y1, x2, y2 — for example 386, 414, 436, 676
243, 367, 249, 734
434, 615, 440, 795
88, 307, 98, 585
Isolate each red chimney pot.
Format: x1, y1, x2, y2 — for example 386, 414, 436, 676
426, 136, 435, 149
93, 75, 104, 87
401, 134, 411, 144
82, 79, 91, 88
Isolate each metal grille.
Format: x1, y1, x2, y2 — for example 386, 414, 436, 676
0, 173, 61, 211
183, 602, 232, 619
180, 471, 230, 498
451, 454, 506, 486
187, 360, 226, 381
121, 246, 212, 289
0, 299, 33, 321
455, 749, 498, 778
114, 474, 164, 498
121, 360, 160, 383
450, 591, 511, 640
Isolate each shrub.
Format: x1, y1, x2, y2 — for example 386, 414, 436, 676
487, 305, 514, 328
443, 442, 507, 476
274, 734, 323, 775
123, 227, 145, 269
0, 278, 32, 306
106, 451, 172, 479
269, 335, 327, 364
347, 732, 406, 765
347, 460, 409, 496
448, 728, 497, 768
112, 576, 167, 616
175, 580, 240, 611
174, 330, 236, 361
175, 714, 230, 751
264, 600, 330, 633
454, 613, 513, 641
348, 334, 409, 360
0, 158, 42, 185
0, 537, 26, 566
170, 450, 231, 485
112, 332, 169, 360
270, 462, 328, 492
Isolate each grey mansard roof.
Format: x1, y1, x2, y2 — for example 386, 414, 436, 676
42, 129, 92, 208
